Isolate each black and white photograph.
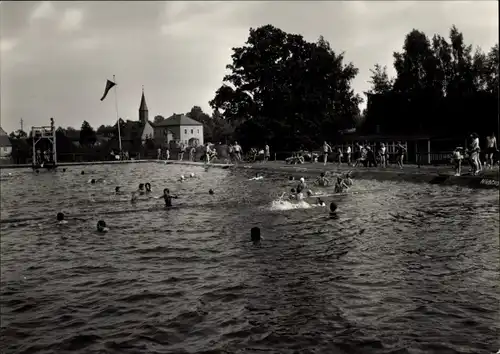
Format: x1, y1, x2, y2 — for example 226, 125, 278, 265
0, 1, 499, 353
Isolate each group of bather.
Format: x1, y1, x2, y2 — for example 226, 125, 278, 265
279, 171, 353, 214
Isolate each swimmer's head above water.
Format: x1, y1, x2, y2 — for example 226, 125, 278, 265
138, 183, 144, 191
57, 212, 64, 222
91, 178, 96, 184
317, 198, 326, 206
209, 189, 214, 195
145, 183, 151, 192
163, 188, 170, 195
81, 171, 85, 175
115, 186, 120, 193
329, 201, 337, 214
251, 227, 261, 244
289, 176, 295, 181
97, 220, 108, 233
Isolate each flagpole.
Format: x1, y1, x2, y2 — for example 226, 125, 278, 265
112, 75, 122, 155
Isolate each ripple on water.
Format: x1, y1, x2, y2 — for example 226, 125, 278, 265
1, 164, 499, 354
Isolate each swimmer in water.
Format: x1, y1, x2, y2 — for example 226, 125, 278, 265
329, 201, 338, 217
145, 182, 152, 193
250, 172, 264, 180
163, 188, 178, 207
316, 198, 326, 207
209, 189, 214, 195
89, 178, 105, 184
115, 186, 121, 194
343, 171, 353, 187
189, 173, 195, 178
288, 176, 295, 181
296, 177, 306, 200
313, 172, 331, 187
96, 220, 109, 233
178, 175, 185, 182
334, 177, 348, 194
56, 212, 68, 225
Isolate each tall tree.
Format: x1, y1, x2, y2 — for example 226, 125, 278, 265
9, 130, 27, 139
485, 43, 499, 95
392, 29, 438, 96
447, 25, 475, 96
153, 115, 165, 124
79, 121, 96, 147
367, 64, 394, 94
209, 25, 361, 150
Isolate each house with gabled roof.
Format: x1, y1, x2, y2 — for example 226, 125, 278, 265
153, 113, 204, 147
0, 126, 12, 158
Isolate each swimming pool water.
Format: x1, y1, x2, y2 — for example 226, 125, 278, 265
1, 163, 499, 354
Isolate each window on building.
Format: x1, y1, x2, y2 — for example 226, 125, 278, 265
184, 129, 187, 134
197, 129, 199, 134
191, 129, 193, 134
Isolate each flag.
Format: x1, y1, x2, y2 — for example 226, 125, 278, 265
100, 79, 116, 101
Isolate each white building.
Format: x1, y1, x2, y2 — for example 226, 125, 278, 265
0, 126, 12, 158
154, 114, 204, 147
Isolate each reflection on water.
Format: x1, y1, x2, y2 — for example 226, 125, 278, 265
1, 164, 499, 354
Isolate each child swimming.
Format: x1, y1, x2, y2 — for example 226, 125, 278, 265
313, 172, 331, 187
163, 188, 178, 207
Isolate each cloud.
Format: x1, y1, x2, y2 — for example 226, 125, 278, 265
59, 8, 83, 32
29, 1, 55, 22
0, 39, 17, 53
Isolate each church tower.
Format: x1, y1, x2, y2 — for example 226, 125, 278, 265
139, 86, 149, 124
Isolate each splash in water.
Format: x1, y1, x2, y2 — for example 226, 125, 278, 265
269, 199, 313, 211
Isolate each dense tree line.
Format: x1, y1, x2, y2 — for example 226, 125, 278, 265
364, 26, 498, 137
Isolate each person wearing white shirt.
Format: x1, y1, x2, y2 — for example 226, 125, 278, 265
346, 146, 352, 166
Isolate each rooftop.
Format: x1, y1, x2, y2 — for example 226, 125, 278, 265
155, 114, 202, 127
0, 126, 11, 147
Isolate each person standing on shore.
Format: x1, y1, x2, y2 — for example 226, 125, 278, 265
323, 141, 332, 166
233, 141, 243, 162
178, 143, 186, 161
379, 143, 387, 168
336, 146, 343, 167
264, 143, 270, 163
157, 148, 162, 160
485, 132, 497, 169
396, 142, 406, 169
189, 146, 196, 162
452, 147, 464, 176
345, 145, 352, 166
469, 133, 481, 175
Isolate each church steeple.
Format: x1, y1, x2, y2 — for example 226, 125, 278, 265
139, 86, 149, 123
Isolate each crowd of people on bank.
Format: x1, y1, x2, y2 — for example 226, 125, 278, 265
451, 132, 498, 176
286, 141, 407, 169
146, 132, 499, 177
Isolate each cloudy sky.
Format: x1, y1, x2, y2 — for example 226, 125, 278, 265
1, 1, 498, 133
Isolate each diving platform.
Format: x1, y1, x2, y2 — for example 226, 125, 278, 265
31, 118, 57, 170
